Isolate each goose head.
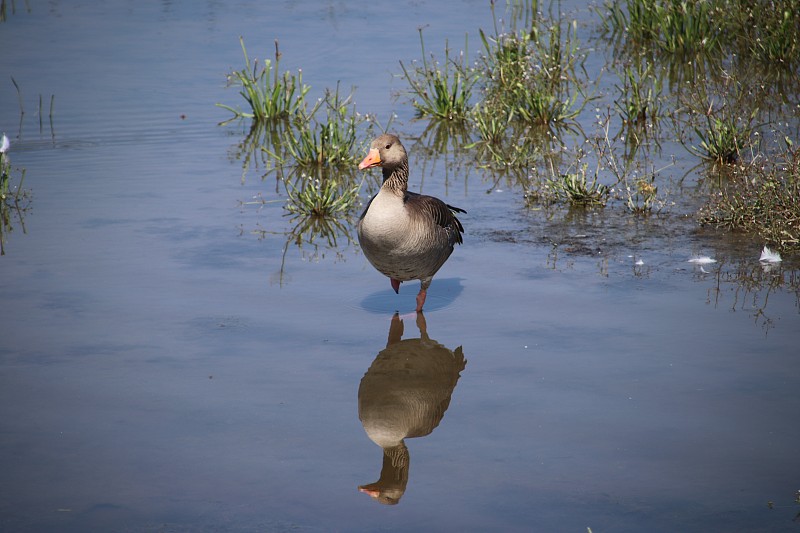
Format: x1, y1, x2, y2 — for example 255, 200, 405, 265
358, 134, 408, 173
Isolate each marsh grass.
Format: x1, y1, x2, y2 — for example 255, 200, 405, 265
409, 119, 474, 193
699, 141, 800, 249
546, 163, 611, 206
467, 0, 590, 171
477, 4, 589, 128
524, 109, 673, 214
470, 125, 543, 171
602, 0, 800, 70
468, 110, 553, 172
400, 28, 475, 120
228, 119, 293, 182
623, 175, 661, 214
528, 144, 612, 207
728, 0, 800, 68
691, 112, 756, 165
276, 84, 368, 170
218, 38, 310, 123
614, 58, 662, 125
285, 173, 362, 218
600, 0, 724, 55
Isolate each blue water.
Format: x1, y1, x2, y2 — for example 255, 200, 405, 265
1, 2, 799, 532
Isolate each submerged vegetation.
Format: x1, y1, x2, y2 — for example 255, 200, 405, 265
220, 0, 800, 254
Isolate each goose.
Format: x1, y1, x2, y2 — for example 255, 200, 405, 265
357, 134, 465, 312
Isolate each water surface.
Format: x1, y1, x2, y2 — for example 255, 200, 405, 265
1, 2, 799, 532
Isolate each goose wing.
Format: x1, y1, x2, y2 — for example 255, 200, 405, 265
404, 191, 465, 245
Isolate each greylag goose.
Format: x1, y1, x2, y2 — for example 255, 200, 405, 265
357, 134, 465, 312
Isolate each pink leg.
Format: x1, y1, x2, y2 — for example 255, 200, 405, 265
416, 279, 432, 313
391, 278, 401, 294
415, 289, 427, 312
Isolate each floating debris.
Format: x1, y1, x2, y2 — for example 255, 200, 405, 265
688, 256, 716, 264
759, 245, 782, 263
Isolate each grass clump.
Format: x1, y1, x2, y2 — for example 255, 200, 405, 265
614, 58, 662, 125
600, 0, 724, 56
275, 84, 369, 170
623, 175, 661, 214
699, 140, 800, 249
285, 174, 361, 218
691, 111, 756, 165
477, 2, 588, 128
729, 0, 800, 68
602, 0, 800, 70
528, 146, 611, 207
400, 28, 475, 120
467, 1, 590, 171
546, 163, 610, 206
218, 38, 310, 123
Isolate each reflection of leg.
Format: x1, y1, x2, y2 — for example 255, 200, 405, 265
415, 311, 427, 337
387, 312, 404, 346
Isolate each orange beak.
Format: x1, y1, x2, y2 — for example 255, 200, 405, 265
358, 148, 382, 170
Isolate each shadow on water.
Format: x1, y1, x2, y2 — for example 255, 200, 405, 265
357, 312, 466, 505
360, 277, 465, 314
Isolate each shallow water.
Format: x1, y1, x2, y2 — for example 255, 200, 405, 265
1, 2, 799, 532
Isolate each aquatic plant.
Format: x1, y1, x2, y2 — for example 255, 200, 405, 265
601, 0, 800, 71
470, 103, 509, 147
691, 112, 755, 165
218, 38, 310, 123
675, 70, 760, 165
477, 3, 589, 128
468, 108, 551, 173
698, 139, 800, 250
276, 84, 368, 170
285, 173, 362, 218
613, 58, 663, 126
623, 175, 660, 214
546, 163, 611, 206
399, 28, 475, 120
530, 149, 611, 207
729, 0, 800, 68
600, 0, 724, 56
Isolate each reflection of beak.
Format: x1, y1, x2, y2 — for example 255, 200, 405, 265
358, 148, 381, 170
358, 486, 381, 498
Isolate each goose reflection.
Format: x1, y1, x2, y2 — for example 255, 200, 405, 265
357, 312, 466, 505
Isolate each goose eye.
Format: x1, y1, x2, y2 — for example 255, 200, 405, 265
385, 143, 392, 149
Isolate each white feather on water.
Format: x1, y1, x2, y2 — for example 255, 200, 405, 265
688, 256, 716, 264
759, 245, 782, 263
